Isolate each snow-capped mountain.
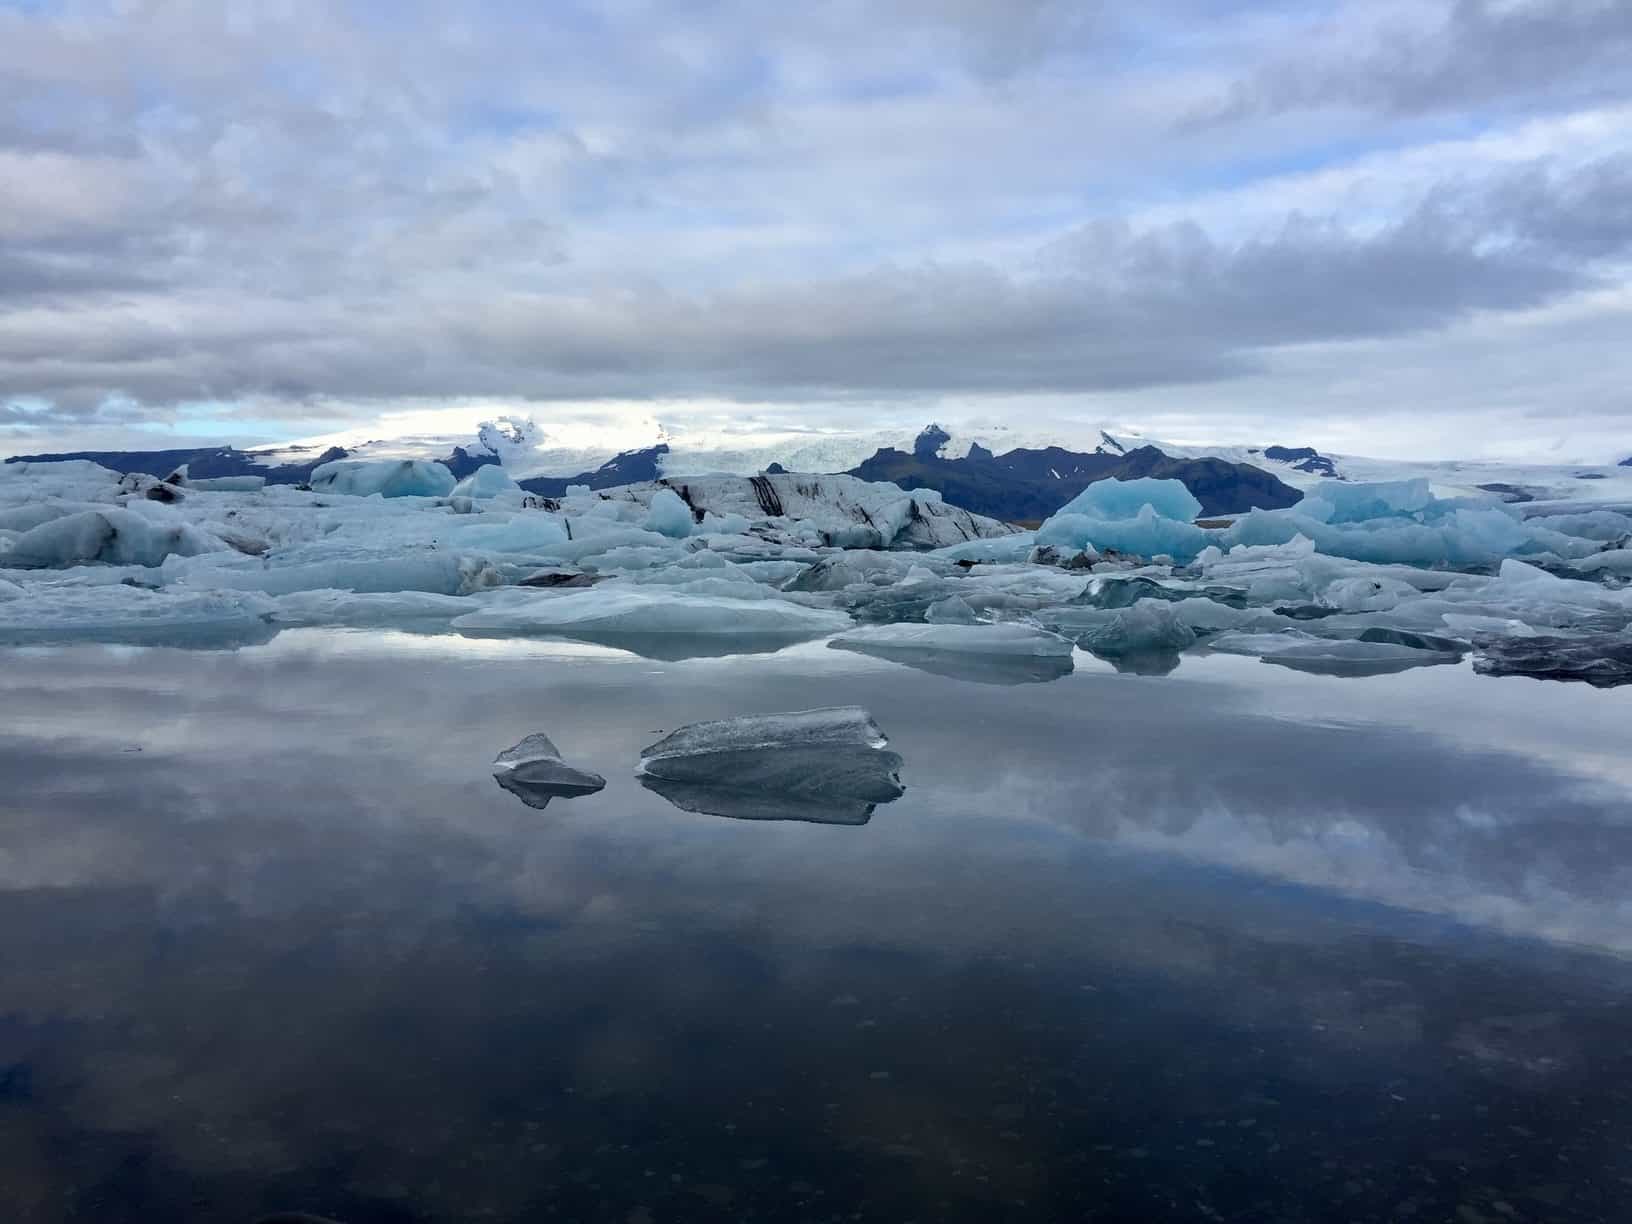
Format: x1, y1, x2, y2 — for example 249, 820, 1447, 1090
255, 415, 1632, 504
14, 415, 1632, 516
252, 417, 1161, 483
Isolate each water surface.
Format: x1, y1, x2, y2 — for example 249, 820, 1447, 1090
2, 635, 1631, 1222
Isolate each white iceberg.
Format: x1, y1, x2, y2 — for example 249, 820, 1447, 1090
451, 464, 522, 499
308, 458, 456, 498
643, 487, 696, 538
0, 508, 227, 569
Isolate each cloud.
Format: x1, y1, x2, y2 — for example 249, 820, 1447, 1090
0, 0, 1629, 455
1208, 0, 1632, 120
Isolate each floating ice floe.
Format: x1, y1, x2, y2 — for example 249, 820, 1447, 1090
637, 707, 905, 824
492, 733, 607, 809
0, 584, 277, 648
829, 622, 1075, 685
451, 585, 851, 657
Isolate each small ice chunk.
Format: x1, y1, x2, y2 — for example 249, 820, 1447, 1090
452, 464, 522, 499
644, 488, 696, 538
308, 458, 456, 498
637, 707, 904, 823
492, 733, 607, 809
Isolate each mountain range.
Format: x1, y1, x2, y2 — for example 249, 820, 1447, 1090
11, 419, 1632, 524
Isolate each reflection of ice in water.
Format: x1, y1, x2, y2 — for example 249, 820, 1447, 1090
491, 733, 606, 810
637, 707, 904, 824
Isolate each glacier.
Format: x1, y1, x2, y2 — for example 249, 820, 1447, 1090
2, 455, 1630, 685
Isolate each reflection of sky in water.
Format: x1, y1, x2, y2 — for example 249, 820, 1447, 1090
3, 633, 1632, 1221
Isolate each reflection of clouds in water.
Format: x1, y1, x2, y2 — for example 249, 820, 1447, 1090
5, 638, 1632, 958
4, 637, 1632, 1218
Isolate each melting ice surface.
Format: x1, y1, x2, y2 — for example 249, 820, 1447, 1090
2, 459, 1631, 685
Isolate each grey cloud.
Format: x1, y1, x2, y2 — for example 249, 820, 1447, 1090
1212, 0, 1632, 120
0, 160, 1608, 417
0, 2, 1629, 441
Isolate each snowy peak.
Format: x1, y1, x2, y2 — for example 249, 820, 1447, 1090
475, 416, 546, 462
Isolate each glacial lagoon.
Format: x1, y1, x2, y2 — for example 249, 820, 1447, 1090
3, 633, 1630, 1222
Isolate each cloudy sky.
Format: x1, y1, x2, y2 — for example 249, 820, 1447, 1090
2, 0, 1630, 461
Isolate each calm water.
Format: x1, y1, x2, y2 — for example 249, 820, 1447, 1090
2, 633, 1632, 1223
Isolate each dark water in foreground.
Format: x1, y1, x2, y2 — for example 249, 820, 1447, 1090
2, 633, 1632, 1223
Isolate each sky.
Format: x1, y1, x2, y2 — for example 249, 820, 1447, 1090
2, 0, 1630, 462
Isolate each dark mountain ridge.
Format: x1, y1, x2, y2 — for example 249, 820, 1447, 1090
9, 429, 1300, 520
847, 432, 1303, 519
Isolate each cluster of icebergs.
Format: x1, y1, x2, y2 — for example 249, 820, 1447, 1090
2, 456, 1629, 685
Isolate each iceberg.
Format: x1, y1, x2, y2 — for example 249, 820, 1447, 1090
308, 458, 456, 498
181, 552, 497, 597
0, 508, 227, 569
591, 473, 1016, 550
451, 464, 522, 499
637, 707, 904, 824
1036, 505, 1213, 563
1039, 600, 1197, 660
1300, 479, 1434, 523
448, 513, 570, 553
1051, 477, 1203, 524
492, 733, 607, 809
643, 487, 696, 538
